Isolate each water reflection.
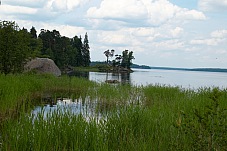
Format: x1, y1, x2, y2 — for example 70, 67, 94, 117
68, 69, 227, 89
32, 97, 101, 121
70, 71, 131, 85
67, 71, 89, 79
88, 72, 131, 85
106, 72, 131, 84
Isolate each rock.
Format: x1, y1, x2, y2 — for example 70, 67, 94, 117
112, 67, 133, 73
24, 58, 61, 76
105, 80, 120, 84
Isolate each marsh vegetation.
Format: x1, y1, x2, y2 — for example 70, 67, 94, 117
0, 73, 227, 150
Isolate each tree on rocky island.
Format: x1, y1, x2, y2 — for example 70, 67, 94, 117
104, 49, 115, 64
113, 50, 135, 69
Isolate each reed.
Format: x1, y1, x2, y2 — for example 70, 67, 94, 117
0, 73, 96, 123
0, 73, 227, 150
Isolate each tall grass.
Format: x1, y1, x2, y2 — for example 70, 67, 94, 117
0, 73, 227, 150
0, 73, 95, 123
0, 106, 178, 150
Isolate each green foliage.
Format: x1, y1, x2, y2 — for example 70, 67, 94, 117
82, 32, 91, 67
0, 21, 31, 74
30, 26, 37, 39
0, 20, 91, 74
1, 74, 227, 150
39, 30, 90, 68
29, 27, 42, 58
112, 50, 135, 69
104, 49, 115, 64
175, 88, 227, 150
71, 35, 83, 66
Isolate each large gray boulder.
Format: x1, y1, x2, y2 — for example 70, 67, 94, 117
25, 58, 61, 76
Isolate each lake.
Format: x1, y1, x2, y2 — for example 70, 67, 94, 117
32, 68, 227, 118
73, 68, 227, 89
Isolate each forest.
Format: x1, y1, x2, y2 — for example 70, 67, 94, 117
0, 20, 90, 74
0, 20, 136, 74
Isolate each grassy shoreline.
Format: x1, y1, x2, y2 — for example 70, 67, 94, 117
0, 74, 227, 150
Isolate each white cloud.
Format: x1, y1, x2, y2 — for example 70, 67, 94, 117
0, 0, 226, 68
3, 0, 46, 8
153, 39, 185, 50
50, 25, 86, 38
87, 0, 147, 20
50, 0, 87, 12
87, 0, 206, 27
95, 28, 140, 48
199, 0, 227, 11
144, 0, 178, 25
92, 26, 185, 53
170, 27, 184, 38
190, 38, 224, 46
0, 5, 37, 15
4, 0, 87, 11
1, 0, 88, 21
132, 27, 155, 37
176, 9, 206, 20
21, 21, 86, 38
51, 0, 67, 11
211, 30, 227, 38
134, 26, 184, 40
190, 29, 227, 46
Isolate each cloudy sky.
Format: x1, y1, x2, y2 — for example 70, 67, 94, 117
1, 0, 227, 68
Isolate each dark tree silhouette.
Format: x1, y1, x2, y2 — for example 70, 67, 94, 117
104, 49, 115, 64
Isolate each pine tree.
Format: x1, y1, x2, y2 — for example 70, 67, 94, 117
82, 33, 90, 67
29, 26, 42, 57
30, 26, 37, 39
72, 35, 83, 66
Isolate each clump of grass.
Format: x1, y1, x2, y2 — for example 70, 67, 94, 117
0, 105, 175, 150
174, 88, 227, 150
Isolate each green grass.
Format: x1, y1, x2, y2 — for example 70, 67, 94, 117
0, 73, 96, 123
0, 74, 227, 150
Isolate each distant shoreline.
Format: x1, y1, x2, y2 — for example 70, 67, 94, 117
149, 67, 227, 73
91, 62, 227, 73
132, 65, 227, 73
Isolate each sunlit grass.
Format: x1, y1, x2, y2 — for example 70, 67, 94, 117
0, 73, 227, 150
0, 73, 96, 123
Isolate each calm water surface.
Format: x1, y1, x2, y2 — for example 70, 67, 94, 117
88, 69, 227, 89
32, 69, 227, 117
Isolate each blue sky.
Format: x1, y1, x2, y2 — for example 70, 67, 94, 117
0, 0, 227, 68
169, 0, 198, 9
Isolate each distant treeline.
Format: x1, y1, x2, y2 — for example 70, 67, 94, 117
150, 67, 227, 73
91, 61, 227, 73
0, 20, 90, 74
90, 61, 150, 69
130, 64, 151, 69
